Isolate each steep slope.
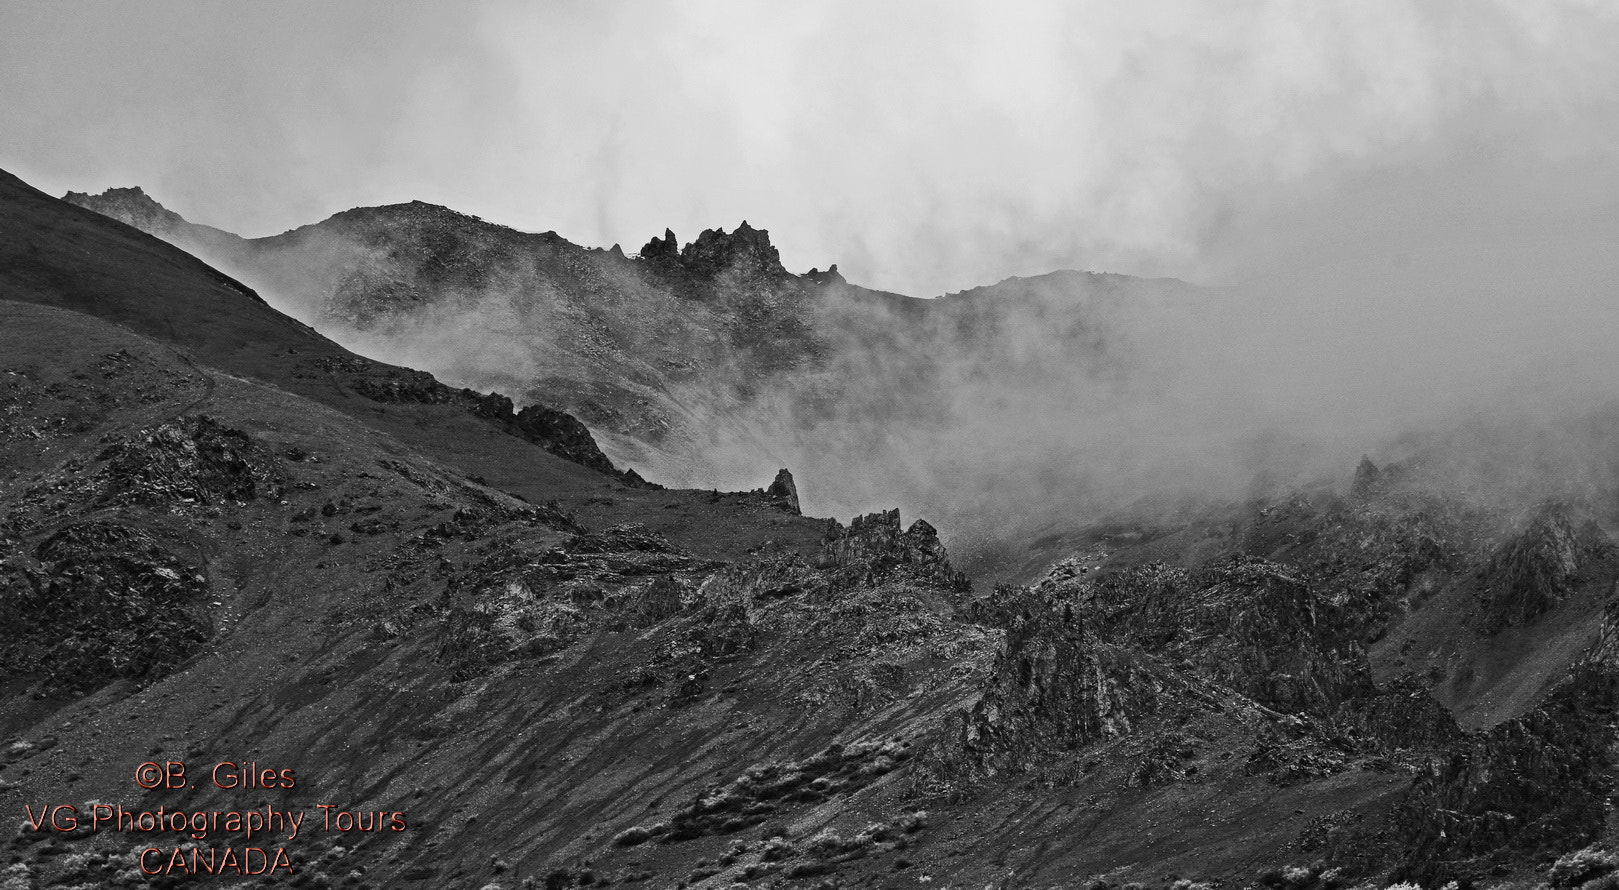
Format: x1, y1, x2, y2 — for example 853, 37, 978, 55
61, 187, 1209, 549
17, 173, 618, 485
61, 187, 874, 483
9, 294, 1598, 890
60, 185, 247, 259
0, 299, 984, 888
11, 170, 827, 557
16, 169, 1619, 890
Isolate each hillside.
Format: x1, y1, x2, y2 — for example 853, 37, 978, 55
60, 187, 1209, 562
4, 167, 1619, 888
61, 186, 879, 483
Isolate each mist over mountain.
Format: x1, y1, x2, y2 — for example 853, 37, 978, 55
13, 0, 1619, 885
10, 164, 1619, 889
64, 184, 1619, 584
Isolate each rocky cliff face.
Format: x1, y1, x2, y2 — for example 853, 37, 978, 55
911, 461, 1619, 885
1388, 661, 1619, 880
929, 603, 1173, 783
1481, 503, 1619, 631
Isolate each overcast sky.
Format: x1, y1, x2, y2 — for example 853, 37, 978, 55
3, 1, 1619, 296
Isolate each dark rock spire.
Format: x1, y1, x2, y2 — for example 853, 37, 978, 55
639, 228, 680, 262
765, 468, 800, 514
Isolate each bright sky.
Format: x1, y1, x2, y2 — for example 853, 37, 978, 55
3, 1, 1619, 296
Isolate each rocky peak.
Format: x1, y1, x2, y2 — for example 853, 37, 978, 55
1482, 502, 1619, 631
820, 509, 967, 591
764, 467, 800, 514
62, 186, 186, 235
638, 227, 680, 262
1351, 455, 1383, 498
675, 221, 788, 281
804, 264, 846, 286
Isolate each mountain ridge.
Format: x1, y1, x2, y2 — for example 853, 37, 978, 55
72, 184, 1180, 296
61, 184, 1213, 557
8, 168, 1619, 888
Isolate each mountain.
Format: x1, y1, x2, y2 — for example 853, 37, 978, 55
11, 167, 1619, 887
60, 187, 1209, 570
61, 187, 888, 478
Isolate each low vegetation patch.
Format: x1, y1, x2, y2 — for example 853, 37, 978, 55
611, 740, 913, 845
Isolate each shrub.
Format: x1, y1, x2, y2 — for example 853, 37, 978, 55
805, 829, 849, 858
853, 822, 894, 846
0, 863, 33, 890
761, 837, 797, 862
786, 861, 832, 878
611, 825, 654, 847
1551, 848, 1619, 889
719, 839, 750, 866
1282, 866, 1315, 887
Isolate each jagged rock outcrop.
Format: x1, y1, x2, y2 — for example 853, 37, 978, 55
1351, 454, 1384, 498
314, 353, 633, 480
819, 509, 968, 591
684, 508, 972, 609
1072, 556, 1372, 715
1333, 675, 1462, 755
1481, 503, 1619, 632
436, 523, 722, 678
678, 221, 788, 282
95, 414, 285, 506
510, 402, 621, 476
638, 227, 681, 262
751, 467, 801, 514
632, 573, 686, 627
931, 602, 1167, 781
1387, 662, 1619, 881
0, 522, 212, 690
805, 263, 846, 285
637, 221, 795, 286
